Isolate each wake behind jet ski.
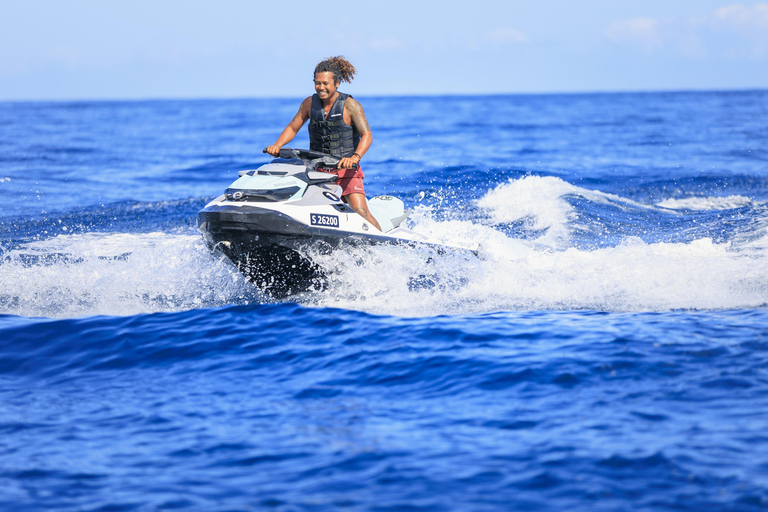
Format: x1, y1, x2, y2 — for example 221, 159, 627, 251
198, 148, 443, 296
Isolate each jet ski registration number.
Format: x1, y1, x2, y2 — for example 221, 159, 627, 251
310, 213, 339, 228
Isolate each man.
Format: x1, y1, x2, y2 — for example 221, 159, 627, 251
265, 56, 382, 231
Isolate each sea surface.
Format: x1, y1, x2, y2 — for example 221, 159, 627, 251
1, 91, 768, 511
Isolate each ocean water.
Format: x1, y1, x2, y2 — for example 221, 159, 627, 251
1, 91, 768, 511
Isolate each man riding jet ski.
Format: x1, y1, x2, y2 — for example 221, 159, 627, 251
200, 55, 409, 296
265, 55, 380, 230
199, 56, 475, 296
197, 147, 430, 296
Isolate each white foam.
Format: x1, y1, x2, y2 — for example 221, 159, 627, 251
474, 176, 646, 246
0, 232, 256, 318
307, 234, 768, 316
300, 178, 768, 315
657, 195, 758, 211
3, 180, 768, 318
475, 175, 576, 245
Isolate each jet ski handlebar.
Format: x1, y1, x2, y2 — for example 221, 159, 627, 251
263, 148, 358, 169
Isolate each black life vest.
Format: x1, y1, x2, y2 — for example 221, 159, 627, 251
308, 92, 360, 158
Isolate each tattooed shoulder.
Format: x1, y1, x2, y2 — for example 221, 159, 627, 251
346, 98, 370, 134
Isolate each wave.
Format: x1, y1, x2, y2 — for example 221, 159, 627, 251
2, 177, 767, 319
0, 232, 258, 318
307, 177, 768, 314
656, 195, 761, 211
306, 235, 768, 315
2, 302, 764, 381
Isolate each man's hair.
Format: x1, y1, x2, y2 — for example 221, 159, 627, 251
314, 56, 357, 85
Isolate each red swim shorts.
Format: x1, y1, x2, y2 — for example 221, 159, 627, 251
318, 167, 366, 197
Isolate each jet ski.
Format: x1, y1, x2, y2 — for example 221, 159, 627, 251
197, 148, 443, 296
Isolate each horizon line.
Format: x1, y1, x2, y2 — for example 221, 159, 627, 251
2, 86, 767, 104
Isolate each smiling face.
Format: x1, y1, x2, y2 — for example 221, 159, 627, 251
314, 71, 339, 102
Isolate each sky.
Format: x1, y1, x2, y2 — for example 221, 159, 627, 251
1, 0, 767, 100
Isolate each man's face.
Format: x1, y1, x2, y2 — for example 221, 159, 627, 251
314, 72, 338, 100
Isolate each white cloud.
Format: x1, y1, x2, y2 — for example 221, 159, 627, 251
712, 3, 768, 28
606, 3, 768, 58
605, 17, 662, 50
710, 4, 768, 56
486, 28, 529, 46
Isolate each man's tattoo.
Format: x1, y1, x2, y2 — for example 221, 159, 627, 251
347, 99, 370, 134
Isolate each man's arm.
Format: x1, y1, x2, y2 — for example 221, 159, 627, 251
265, 97, 312, 157
339, 97, 372, 169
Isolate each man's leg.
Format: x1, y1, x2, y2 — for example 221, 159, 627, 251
344, 193, 382, 232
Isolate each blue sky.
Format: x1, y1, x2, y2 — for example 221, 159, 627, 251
1, 0, 767, 100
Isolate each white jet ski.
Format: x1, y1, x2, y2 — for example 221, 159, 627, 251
198, 148, 452, 296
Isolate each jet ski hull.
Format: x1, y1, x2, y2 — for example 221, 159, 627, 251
198, 203, 408, 297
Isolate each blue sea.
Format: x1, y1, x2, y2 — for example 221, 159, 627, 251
1, 91, 768, 511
